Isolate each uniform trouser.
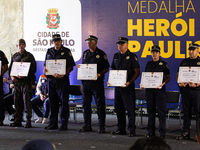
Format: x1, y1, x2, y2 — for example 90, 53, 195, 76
47, 78, 69, 126
146, 89, 167, 136
82, 81, 105, 127
0, 79, 4, 122
31, 95, 50, 118
14, 80, 32, 123
4, 93, 15, 115
115, 84, 136, 132
181, 88, 200, 132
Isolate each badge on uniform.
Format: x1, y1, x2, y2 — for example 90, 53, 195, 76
159, 62, 163, 65
96, 55, 100, 59
61, 52, 64, 55
104, 55, 107, 60
197, 62, 200, 65
69, 52, 72, 56
126, 56, 130, 60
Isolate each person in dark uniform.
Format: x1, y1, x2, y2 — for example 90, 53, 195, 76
79, 35, 110, 133
110, 37, 140, 137
9, 39, 36, 128
0, 50, 8, 125
31, 74, 49, 124
44, 34, 75, 131
176, 43, 200, 141
142, 45, 170, 139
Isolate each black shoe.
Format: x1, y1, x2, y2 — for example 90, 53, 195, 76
129, 131, 136, 137
79, 125, 93, 132
111, 130, 127, 135
24, 123, 32, 128
44, 124, 58, 130
145, 133, 155, 138
98, 127, 105, 133
176, 131, 190, 140
9, 122, 22, 127
59, 125, 68, 131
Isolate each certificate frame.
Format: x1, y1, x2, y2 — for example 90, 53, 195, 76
108, 70, 127, 87
77, 64, 97, 80
10, 62, 31, 77
140, 72, 163, 88
177, 67, 200, 83
46, 59, 66, 75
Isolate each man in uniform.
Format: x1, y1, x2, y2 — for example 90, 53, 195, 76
44, 34, 75, 131
9, 39, 36, 128
0, 50, 8, 125
176, 43, 200, 141
79, 35, 110, 133
110, 37, 140, 137
142, 45, 170, 139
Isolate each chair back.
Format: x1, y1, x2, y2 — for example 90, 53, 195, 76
69, 85, 82, 95
166, 91, 180, 103
105, 88, 115, 100
135, 88, 146, 100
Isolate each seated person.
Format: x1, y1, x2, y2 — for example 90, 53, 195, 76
31, 74, 49, 124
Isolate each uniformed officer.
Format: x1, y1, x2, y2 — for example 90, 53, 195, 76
44, 34, 75, 131
142, 45, 170, 139
79, 35, 110, 133
9, 39, 36, 128
110, 37, 140, 137
176, 43, 200, 141
0, 50, 8, 125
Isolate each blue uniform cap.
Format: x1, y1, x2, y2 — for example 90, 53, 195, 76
151, 45, 160, 52
52, 34, 61, 41
189, 43, 199, 50
116, 37, 128, 44
85, 35, 98, 41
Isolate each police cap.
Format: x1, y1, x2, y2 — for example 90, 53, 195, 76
151, 45, 160, 52
188, 43, 199, 50
116, 37, 128, 44
85, 35, 98, 41
52, 34, 61, 42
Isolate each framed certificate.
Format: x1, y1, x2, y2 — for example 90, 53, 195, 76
46, 59, 66, 75
77, 64, 97, 80
108, 70, 127, 87
140, 72, 163, 88
10, 62, 31, 77
177, 67, 200, 83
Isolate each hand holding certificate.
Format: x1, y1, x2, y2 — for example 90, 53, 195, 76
140, 72, 163, 88
77, 64, 97, 80
177, 67, 200, 83
108, 70, 127, 87
10, 62, 31, 77
46, 59, 66, 75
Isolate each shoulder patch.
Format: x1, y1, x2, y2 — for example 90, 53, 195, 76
134, 56, 138, 61
104, 55, 107, 60
69, 52, 72, 56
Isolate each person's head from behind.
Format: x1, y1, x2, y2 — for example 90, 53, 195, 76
21, 139, 56, 150
129, 137, 171, 150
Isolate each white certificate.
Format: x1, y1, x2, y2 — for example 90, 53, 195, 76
46, 59, 66, 75
140, 72, 163, 88
108, 70, 127, 87
10, 62, 31, 77
77, 64, 97, 80
178, 67, 200, 83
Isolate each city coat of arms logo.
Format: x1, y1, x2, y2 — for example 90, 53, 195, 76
46, 8, 60, 29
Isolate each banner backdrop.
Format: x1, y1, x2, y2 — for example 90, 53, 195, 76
24, 0, 200, 92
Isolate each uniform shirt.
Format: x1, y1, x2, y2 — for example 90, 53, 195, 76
178, 56, 200, 90
82, 47, 110, 80
111, 49, 140, 82
9, 50, 36, 80
44, 45, 75, 78
36, 74, 47, 95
